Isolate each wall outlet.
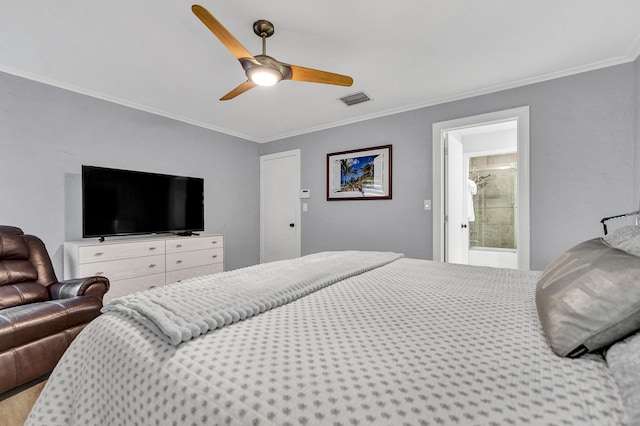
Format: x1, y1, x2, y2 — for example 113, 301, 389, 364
424, 200, 431, 210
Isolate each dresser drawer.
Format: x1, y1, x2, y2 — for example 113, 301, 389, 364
78, 240, 165, 264
166, 248, 223, 272
103, 273, 166, 304
166, 263, 224, 284
166, 235, 223, 253
78, 255, 165, 282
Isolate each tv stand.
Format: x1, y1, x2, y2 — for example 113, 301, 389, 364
175, 231, 200, 237
98, 236, 105, 242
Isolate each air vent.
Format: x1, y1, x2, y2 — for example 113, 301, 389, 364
339, 92, 371, 106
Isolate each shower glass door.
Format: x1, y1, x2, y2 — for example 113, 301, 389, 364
468, 153, 518, 250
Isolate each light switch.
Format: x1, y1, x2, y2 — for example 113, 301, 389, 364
424, 200, 431, 210
302, 203, 308, 212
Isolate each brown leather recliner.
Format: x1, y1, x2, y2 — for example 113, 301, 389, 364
0, 226, 109, 395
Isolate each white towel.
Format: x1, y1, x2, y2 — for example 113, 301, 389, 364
467, 179, 477, 222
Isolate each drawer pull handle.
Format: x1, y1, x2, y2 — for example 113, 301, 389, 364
149, 264, 157, 269
94, 252, 104, 256
212, 255, 218, 258
176, 260, 183, 264
176, 244, 182, 248
212, 241, 218, 244
149, 247, 156, 251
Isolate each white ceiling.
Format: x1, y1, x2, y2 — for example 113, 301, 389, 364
2, 1, 640, 143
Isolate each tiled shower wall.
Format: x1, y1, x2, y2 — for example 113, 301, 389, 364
469, 153, 517, 249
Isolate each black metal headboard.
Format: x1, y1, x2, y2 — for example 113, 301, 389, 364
600, 210, 640, 235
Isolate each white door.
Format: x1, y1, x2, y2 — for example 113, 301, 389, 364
260, 149, 301, 263
445, 133, 467, 264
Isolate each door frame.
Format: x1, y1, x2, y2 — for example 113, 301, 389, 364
432, 106, 530, 270
260, 149, 301, 263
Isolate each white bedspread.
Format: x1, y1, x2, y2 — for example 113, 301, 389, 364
102, 251, 403, 345
27, 256, 627, 425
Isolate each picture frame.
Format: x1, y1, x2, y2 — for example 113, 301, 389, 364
327, 145, 392, 200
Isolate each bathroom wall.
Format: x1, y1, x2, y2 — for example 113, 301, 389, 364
469, 153, 518, 249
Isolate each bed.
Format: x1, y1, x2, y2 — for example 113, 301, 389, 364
25, 228, 640, 425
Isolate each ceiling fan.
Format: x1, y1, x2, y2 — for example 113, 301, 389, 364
191, 4, 354, 101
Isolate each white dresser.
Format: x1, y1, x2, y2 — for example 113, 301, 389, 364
64, 234, 224, 303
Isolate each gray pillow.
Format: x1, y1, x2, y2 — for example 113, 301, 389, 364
603, 225, 640, 256
536, 238, 640, 357
605, 332, 640, 423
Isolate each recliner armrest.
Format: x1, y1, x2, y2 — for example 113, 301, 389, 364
49, 276, 110, 301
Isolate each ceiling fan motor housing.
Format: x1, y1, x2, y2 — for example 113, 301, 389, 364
240, 55, 293, 81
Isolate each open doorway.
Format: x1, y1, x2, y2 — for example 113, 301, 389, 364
432, 107, 530, 270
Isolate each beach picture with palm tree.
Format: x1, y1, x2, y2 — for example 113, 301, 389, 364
327, 145, 392, 200
338, 155, 377, 192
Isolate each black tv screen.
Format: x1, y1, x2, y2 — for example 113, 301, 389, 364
82, 165, 204, 238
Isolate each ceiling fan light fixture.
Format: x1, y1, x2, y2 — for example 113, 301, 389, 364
247, 67, 282, 86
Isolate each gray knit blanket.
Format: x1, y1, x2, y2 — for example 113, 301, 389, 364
102, 251, 403, 345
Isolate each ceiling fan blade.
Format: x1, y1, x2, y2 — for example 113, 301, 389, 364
289, 65, 353, 87
220, 81, 257, 101
192, 5, 257, 63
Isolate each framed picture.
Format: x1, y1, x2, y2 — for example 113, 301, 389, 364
327, 145, 392, 200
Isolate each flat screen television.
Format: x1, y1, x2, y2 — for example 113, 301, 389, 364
82, 165, 204, 239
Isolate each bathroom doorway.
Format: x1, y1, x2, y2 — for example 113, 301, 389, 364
432, 107, 530, 270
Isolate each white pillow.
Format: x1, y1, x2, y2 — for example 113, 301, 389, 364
603, 225, 640, 256
606, 332, 640, 423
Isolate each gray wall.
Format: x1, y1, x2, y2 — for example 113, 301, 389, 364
261, 111, 432, 260
0, 71, 261, 276
2, 60, 637, 276
262, 63, 636, 270
635, 55, 640, 208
